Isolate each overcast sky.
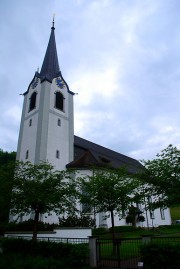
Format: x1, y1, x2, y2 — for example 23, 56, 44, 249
0, 0, 180, 161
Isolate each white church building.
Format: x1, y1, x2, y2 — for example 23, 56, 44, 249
16, 21, 171, 228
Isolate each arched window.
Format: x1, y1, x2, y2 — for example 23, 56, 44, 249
55, 92, 64, 111
29, 92, 37, 111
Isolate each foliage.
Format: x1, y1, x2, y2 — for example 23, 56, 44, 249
125, 205, 145, 226
59, 214, 95, 227
170, 207, 180, 222
140, 144, 180, 208
109, 225, 141, 233
0, 149, 16, 223
0, 238, 89, 268
92, 225, 180, 239
11, 161, 77, 240
77, 167, 140, 239
92, 227, 108, 236
137, 215, 145, 222
141, 242, 180, 269
3, 219, 56, 232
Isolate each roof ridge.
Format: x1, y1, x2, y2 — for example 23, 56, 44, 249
74, 135, 140, 164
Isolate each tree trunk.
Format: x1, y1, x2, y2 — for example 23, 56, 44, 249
110, 210, 115, 241
32, 210, 39, 241
110, 210, 117, 255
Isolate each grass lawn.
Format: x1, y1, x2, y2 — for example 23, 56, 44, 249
98, 239, 142, 260
97, 226, 180, 261
170, 207, 180, 222
96, 224, 180, 239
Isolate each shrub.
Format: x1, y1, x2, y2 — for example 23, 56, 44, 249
141, 242, 180, 269
0, 238, 88, 268
4, 220, 55, 232
109, 225, 142, 233
59, 214, 95, 227
92, 227, 108, 236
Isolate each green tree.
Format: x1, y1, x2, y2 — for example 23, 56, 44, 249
141, 144, 180, 208
0, 149, 16, 223
125, 205, 145, 226
78, 167, 140, 240
11, 161, 77, 241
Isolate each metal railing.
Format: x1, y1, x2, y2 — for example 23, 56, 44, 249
6, 234, 89, 244
96, 236, 180, 268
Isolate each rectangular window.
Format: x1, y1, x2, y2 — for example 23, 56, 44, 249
148, 196, 154, 219
136, 203, 142, 211
81, 187, 92, 214
82, 203, 92, 214
56, 150, 60, 159
150, 210, 155, 219
160, 208, 165, 220
25, 150, 29, 159
29, 119, 32, 126
57, 118, 61, 126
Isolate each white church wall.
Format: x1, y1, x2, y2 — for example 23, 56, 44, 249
44, 80, 74, 171
73, 169, 172, 228
5, 228, 92, 240
17, 79, 42, 163
18, 112, 38, 163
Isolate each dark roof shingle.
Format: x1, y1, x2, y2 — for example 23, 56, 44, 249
66, 136, 143, 173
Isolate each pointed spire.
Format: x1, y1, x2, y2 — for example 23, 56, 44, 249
40, 18, 60, 82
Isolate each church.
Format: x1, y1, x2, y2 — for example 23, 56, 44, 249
16, 21, 171, 227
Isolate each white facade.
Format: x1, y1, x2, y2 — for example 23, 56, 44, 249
16, 76, 74, 171
72, 169, 172, 228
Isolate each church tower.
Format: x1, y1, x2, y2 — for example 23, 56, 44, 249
16, 20, 74, 171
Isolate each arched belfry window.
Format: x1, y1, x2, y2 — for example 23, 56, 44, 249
29, 92, 37, 111
55, 92, 64, 111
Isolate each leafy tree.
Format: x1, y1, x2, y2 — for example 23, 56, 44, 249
10, 161, 77, 240
77, 167, 140, 240
141, 144, 180, 208
59, 213, 95, 227
125, 205, 145, 226
0, 149, 16, 223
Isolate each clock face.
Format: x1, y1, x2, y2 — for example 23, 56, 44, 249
31, 77, 39, 89
56, 77, 65, 89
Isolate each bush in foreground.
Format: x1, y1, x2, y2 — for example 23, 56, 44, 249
141, 242, 180, 269
0, 238, 89, 269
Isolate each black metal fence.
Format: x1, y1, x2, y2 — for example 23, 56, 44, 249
6, 234, 180, 268
97, 238, 142, 268
6, 235, 89, 244
97, 237, 180, 268
151, 236, 180, 245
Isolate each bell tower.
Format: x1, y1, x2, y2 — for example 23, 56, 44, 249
16, 20, 74, 171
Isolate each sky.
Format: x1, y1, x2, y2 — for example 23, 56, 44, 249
0, 0, 180, 161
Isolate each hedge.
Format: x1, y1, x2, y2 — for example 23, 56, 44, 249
0, 238, 89, 269
141, 242, 180, 269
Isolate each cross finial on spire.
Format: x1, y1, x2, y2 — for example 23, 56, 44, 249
52, 14, 55, 29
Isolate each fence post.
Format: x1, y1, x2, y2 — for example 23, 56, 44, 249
89, 236, 98, 268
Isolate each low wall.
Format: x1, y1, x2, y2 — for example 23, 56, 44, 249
5, 227, 92, 239
54, 227, 92, 238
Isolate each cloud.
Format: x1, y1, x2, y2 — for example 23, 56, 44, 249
0, 0, 180, 162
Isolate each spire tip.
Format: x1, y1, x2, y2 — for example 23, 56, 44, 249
52, 14, 55, 29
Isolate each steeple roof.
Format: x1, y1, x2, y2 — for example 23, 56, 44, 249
40, 21, 60, 82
